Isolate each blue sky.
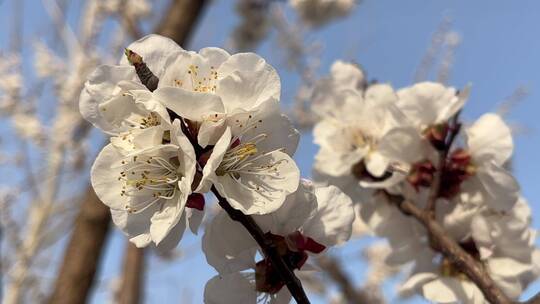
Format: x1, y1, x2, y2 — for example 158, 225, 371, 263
1, 0, 540, 303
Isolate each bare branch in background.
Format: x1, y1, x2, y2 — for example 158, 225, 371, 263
229, 0, 271, 51
414, 15, 453, 83
115, 243, 146, 304
316, 254, 383, 304
46, 189, 110, 304
155, 0, 209, 47
436, 31, 461, 84
497, 86, 529, 118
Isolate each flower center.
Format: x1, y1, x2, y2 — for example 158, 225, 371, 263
439, 148, 476, 198
174, 64, 218, 93
118, 155, 181, 213
215, 135, 266, 177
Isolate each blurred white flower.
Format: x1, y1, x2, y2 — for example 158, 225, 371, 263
311, 60, 365, 115
11, 112, 45, 145
456, 113, 519, 211
33, 41, 66, 79
290, 0, 356, 27
396, 82, 466, 130
313, 84, 423, 185
400, 232, 539, 303
0, 53, 22, 95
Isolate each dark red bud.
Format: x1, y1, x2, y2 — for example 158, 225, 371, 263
186, 193, 205, 210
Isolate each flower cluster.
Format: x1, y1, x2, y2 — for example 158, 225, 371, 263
81, 35, 355, 302
313, 61, 540, 303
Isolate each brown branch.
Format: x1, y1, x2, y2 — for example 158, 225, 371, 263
46, 189, 111, 304
211, 186, 310, 304
47, 1, 209, 303
425, 111, 461, 215
385, 192, 512, 304
118, 0, 144, 39
316, 255, 380, 304
155, 0, 209, 47
116, 243, 146, 304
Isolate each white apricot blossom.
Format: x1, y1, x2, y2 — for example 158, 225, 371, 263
153, 49, 281, 147
399, 240, 539, 303
386, 197, 539, 303
195, 100, 300, 215
311, 60, 365, 115
313, 83, 417, 182
80, 34, 182, 135
203, 181, 354, 303
91, 120, 196, 248
458, 113, 519, 211
396, 82, 467, 130
290, 0, 356, 27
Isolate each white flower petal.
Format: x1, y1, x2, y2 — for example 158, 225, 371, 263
302, 185, 355, 247
155, 213, 187, 253
204, 273, 257, 304
397, 82, 461, 127
365, 151, 390, 177
197, 127, 232, 193
150, 196, 184, 245
159, 47, 230, 89
79, 65, 142, 134
120, 34, 184, 78
227, 100, 299, 156
202, 211, 257, 274
422, 277, 482, 304
153, 86, 225, 121
378, 126, 433, 165
215, 150, 300, 215
217, 53, 280, 112
91, 144, 131, 210
477, 161, 519, 211
254, 179, 317, 235
467, 113, 513, 166
186, 208, 204, 235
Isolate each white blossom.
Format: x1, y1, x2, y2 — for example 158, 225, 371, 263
91, 120, 196, 248
458, 113, 519, 211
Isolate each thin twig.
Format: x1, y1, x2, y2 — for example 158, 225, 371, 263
384, 192, 512, 304
316, 255, 379, 304
212, 186, 310, 304
116, 243, 145, 304
424, 111, 461, 215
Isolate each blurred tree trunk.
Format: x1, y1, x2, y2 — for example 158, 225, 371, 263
116, 244, 146, 304
46, 189, 111, 304
47, 1, 209, 303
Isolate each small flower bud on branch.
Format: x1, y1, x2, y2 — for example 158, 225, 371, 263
124, 48, 159, 91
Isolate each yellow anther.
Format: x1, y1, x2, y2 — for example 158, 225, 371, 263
235, 143, 258, 161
